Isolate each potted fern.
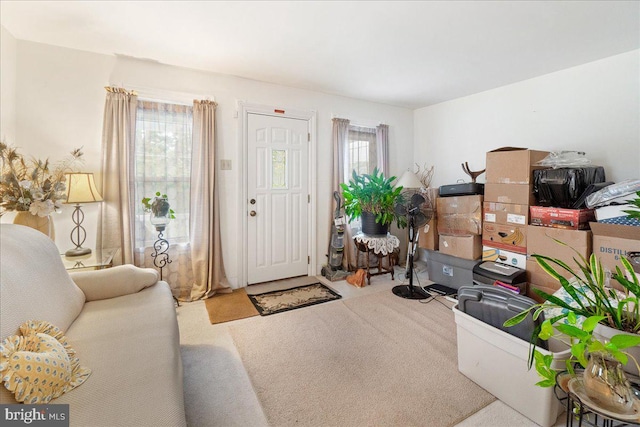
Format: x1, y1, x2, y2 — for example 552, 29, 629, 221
340, 168, 406, 236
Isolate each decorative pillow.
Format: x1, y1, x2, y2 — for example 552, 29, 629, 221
0, 320, 91, 404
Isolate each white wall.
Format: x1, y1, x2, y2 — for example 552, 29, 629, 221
2, 39, 415, 286
414, 50, 640, 187
1, 26, 17, 143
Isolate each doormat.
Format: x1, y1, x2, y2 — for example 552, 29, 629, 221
204, 288, 259, 324
248, 283, 341, 316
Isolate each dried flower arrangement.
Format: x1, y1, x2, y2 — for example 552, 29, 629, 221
0, 141, 84, 217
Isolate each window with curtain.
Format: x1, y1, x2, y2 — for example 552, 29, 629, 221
347, 125, 377, 177
134, 100, 193, 248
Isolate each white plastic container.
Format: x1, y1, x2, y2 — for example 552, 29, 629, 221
453, 305, 571, 427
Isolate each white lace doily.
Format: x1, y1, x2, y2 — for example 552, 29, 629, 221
353, 233, 400, 255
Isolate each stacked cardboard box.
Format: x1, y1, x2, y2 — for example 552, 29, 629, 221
526, 225, 592, 302
482, 147, 549, 268
418, 188, 440, 251
590, 222, 640, 276
436, 195, 483, 260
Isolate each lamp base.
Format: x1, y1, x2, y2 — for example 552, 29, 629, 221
392, 285, 431, 300
65, 247, 92, 257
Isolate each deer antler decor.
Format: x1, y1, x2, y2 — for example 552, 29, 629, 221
461, 162, 486, 183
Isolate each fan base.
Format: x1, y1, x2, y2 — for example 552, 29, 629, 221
392, 285, 431, 300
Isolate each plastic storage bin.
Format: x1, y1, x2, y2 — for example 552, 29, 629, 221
424, 249, 480, 289
452, 306, 570, 427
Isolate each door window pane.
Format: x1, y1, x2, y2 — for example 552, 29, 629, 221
272, 149, 288, 189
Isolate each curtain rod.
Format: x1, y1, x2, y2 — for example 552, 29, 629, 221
331, 114, 386, 128
107, 83, 215, 105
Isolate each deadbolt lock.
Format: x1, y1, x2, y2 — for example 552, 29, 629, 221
250, 199, 256, 204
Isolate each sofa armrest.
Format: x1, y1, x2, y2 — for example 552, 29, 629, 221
69, 265, 160, 301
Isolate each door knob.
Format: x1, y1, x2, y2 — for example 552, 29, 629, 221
250, 210, 257, 217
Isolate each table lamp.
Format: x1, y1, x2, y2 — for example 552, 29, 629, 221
395, 170, 423, 192
64, 172, 103, 257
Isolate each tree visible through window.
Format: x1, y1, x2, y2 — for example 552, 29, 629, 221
134, 101, 193, 248
347, 125, 377, 177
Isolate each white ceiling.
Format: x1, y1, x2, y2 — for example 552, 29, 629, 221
2, 1, 639, 109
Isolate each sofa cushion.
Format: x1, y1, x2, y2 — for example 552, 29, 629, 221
0, 321, 91, 404
0, 225, 85, 339
54, 282, 186, 427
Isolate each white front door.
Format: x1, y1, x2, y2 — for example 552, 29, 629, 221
247, 113, 309, 284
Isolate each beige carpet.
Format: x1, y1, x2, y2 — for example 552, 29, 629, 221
204, 288, 259, 324
229, 290, 496, 426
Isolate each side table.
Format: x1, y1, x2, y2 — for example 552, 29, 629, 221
61, 248, 116, 271
353, 232, 400, 286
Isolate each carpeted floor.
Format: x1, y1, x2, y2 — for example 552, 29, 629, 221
228, 289, 496, 426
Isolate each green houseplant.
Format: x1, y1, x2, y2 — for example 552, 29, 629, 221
340, 168, 405, 235
532, 312, 640, 412
142, 192, 175, 231
623, 190, 640, 221
505, 240, 640, 388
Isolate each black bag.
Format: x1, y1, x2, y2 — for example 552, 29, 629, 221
533, 166, 606, 208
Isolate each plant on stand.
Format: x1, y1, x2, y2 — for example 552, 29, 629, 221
0, 141, 83, 237
340, 168, 405, 235
141, 192, 175, 231
531, 312, 640, 413
505, 241, 640, 414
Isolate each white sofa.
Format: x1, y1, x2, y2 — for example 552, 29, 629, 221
0, 224, 186, 427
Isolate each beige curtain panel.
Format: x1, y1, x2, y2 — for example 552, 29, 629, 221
376, 124, 389, 175
98, 87, 138, 265
331, 118, 355, 271
189, 100, 231, 300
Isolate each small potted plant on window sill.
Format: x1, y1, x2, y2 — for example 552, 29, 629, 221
340, 168, 406, 236
142, 192, 175, 231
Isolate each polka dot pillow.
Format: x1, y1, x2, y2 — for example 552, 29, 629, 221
0, 320, 91, 404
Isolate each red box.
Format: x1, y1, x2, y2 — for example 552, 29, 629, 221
529, 206, 595, 230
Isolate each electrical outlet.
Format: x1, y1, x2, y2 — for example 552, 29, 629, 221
220, 159, 232, 170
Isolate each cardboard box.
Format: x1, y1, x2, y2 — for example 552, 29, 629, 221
527, 225, 592, 263
439, 234, 482, 260
437, 195, 483, 236
418, 219, 438, 250
485, 147, 549, 184
482, 222, 527, 254
527, 276, 562, 304
484, 183, 536, 205
526, 226, 593, 296
482, 245, 527, 269
483, 202, 529, 226
529, 206, 595, 230
590, 222, 640, 273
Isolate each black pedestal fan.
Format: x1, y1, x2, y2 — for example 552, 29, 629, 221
392, 192, 433, 299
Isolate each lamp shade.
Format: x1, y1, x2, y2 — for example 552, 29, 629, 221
395, 170, 423, 189
64, 173, 103, 204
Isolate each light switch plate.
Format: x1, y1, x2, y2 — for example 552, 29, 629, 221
220, 159, 232, 170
